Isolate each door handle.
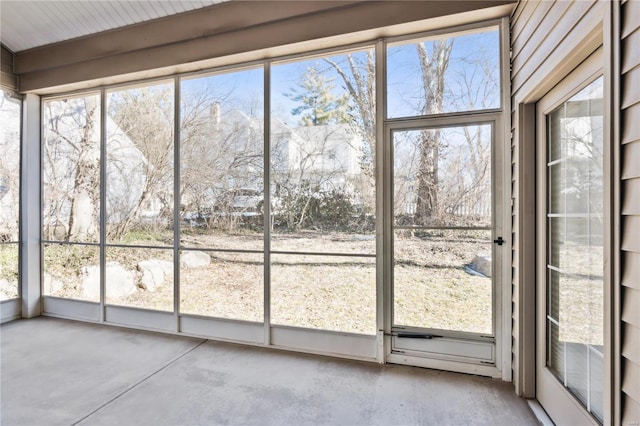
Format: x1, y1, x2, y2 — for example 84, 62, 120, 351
493, 236, 505, 246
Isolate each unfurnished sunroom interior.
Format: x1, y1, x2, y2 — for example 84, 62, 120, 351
0, 1, 638, 425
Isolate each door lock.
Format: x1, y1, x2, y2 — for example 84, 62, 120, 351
493, 236, 505, 246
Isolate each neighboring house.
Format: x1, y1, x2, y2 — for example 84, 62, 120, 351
272, 120, 364, 195
42, 99, 162, 239
181, 106, 366, 215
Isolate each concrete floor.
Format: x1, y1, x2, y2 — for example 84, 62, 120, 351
1, 317, 539, 426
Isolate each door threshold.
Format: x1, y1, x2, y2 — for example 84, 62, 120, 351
387, 352, 501, 378
527, 400, 554, 426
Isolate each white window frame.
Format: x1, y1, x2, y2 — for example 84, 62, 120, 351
34, 17, 512, 377
535, 47, 610, 425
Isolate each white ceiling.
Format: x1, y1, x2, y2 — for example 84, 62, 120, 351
0, 0, 227, 53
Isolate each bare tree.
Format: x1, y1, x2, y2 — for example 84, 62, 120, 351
0, 92, 22, 241
43, 96, 101, 242
414, 40, 453, 224
272, 123, 359, 231
181, 99, 263, 232
324, 51, 375, 176
108, 86, 174, 239
68, 97, 100, 241
326, 38, 503, 226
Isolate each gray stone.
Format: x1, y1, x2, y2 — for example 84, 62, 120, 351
180, 251, 210, 268
137, 259, 173, 292
469, 254, 492, 278
0, 278, 18, 299
82, 262, 136, 300
43, 273, 64, 295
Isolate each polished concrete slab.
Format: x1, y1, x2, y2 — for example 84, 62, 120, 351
1, 317, 538, 425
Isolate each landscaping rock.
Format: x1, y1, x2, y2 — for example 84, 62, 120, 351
82, 262, 136, 300
469, 254, 492, 278
137, 259, 173, 291
43, 273, 64, 295
0, 278, 18, 299
180, 251, 210, 268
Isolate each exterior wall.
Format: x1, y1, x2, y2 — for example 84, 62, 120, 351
511, 0, 639, 423
620, 0, 640, 423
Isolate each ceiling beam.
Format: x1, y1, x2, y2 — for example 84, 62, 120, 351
16, 0, 515, 93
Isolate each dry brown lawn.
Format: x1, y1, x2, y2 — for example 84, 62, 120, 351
42, 230, 498, 335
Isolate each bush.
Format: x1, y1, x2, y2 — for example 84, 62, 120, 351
275, 189, 361, 232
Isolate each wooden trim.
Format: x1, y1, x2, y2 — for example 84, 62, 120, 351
515, 102, 536, 398
604, 4, 620, 422
535, 53, 605, 423
500, 16, 513, 382
535, 89, 594, 425
20, 94, 41, 318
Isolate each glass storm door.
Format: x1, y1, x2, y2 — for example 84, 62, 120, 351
389, 121, 499, 367
536, 71, 605, 425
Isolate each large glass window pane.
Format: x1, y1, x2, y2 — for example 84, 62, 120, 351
43, 243, 100, 302
387, 27, 500, 118
105, 247, 174, 311
180, 251, 263, 322
393, 125, 492, 228
271, 254, 376, 334
106, 82, 174, 246
548, 217, 603, 277
546, 76, 603, 421
180, 68, 264, 251
0, 244, 19, 301
271, 49, 376, 254
0, 90, 21, 301
393, 229, 492, 334
43, 94, 101, 243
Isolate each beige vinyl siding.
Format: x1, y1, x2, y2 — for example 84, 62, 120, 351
622, 103, 640, 143
511, 0, 603, 97
621, 0, 640, 422
510, 1, 640, 423
1, 46, 17, 92
509, 0, 608, 399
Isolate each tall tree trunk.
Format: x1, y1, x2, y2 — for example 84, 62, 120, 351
415, 129, 439, 223
68, 98, 100, 241
414, 40, 452, 225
